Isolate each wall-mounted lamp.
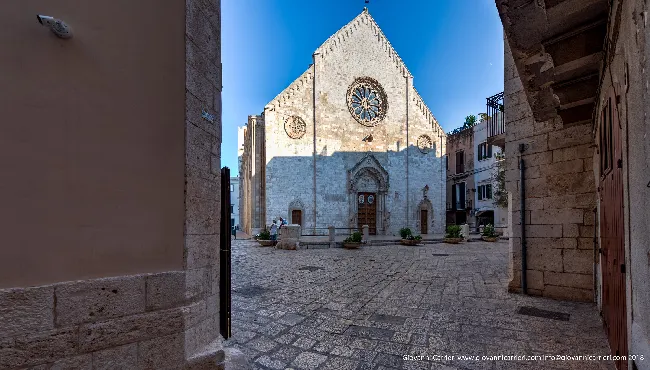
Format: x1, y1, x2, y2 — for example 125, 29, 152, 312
37, 15, 73, 39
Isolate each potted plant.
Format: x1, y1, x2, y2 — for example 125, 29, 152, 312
256, 229, 275, 247
399, 228, 422, 245
443, 225, 464, 244
481, 224, 499, 242
343, 231, 363, 249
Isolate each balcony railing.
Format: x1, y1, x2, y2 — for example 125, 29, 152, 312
447, 200, 473, 211
486, 92, 504, 138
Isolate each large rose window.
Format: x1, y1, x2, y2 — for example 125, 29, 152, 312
346, 77, 388, 127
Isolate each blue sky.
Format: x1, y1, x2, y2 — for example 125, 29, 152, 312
222, 0, 504, 175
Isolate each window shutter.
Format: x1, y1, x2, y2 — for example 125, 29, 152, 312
452, 184, 457, 209
487, 144, 492, 158
478, 186, 483, 200
478, 145, 482, 161
487, 185, 492, 199
459, 183, 466, 207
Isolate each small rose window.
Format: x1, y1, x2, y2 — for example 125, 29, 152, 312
367, 195, 374, 204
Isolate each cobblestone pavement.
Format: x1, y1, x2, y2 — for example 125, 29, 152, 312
224, 239, 615, 370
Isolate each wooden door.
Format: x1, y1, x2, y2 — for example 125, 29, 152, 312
421, 210, 428, 234
291, 210, 301, 225
599, 91, 627, 370
357, 192, 377, 235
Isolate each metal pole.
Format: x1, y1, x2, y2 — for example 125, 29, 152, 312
519, 144, 527, 294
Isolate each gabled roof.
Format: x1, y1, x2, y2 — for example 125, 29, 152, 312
265, 8, 445, 136
314, 7, 412, 79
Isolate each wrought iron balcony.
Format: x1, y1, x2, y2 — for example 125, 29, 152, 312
486, 92, 505, 148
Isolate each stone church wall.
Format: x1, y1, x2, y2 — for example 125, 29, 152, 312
262, 10, 445, 236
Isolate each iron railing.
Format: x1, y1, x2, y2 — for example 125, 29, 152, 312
447, 200, 473, 211
301, 227, 361, 236
486, 92, 505, 138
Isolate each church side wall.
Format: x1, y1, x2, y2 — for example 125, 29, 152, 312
407, 86, 446, 234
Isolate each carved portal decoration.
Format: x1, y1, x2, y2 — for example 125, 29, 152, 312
346, 77, 388, 127
417, 134, 434, 154
284, 116, 306, 139
347, 153, 390, 235
416, 198, 434, 235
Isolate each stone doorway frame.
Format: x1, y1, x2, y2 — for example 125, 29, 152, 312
416, 198, 434, 234
347, 153, 389, 235
287, 199, 305, 226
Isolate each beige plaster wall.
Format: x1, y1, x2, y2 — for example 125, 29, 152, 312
0, 0, 186, 288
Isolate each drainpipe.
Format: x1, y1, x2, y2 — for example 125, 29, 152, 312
519, 143, 527, 294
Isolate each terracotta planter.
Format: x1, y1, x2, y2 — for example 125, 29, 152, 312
343, 242, 361, 249
400, 239, 421, 246
481, 236, 499, 242
443, 237, 464, 244
257, 240, 275, 247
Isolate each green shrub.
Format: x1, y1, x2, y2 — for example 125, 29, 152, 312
257, 229, 271, 240
482, 224, 497, 237
344, 231, 363, 243
399, 227, 412, 239
445, 225, 463, 238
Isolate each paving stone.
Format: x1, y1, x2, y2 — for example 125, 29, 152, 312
290, 351, 328, 369
268, 345, 302, 363
224, 239, 615, 370
246, 336, 278, 353
253, 355, 286, 370
292, 336, 316, 350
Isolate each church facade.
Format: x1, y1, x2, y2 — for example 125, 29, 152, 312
239, 8, 446, 236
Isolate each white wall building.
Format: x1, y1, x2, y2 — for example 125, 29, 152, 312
473, 119, 507, 235
230, 176, 240, 229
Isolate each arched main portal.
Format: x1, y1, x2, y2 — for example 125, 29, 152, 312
348, 153, 389, 235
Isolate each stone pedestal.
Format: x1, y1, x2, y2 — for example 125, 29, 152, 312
276, 224, 300, 250
328, 226, 336, 248
461, 224, 470, 241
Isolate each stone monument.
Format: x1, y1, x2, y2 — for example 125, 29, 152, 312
276, 224, 301, 250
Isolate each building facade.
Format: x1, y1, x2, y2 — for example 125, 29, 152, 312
0, 1, 228, 368
445, 128, 475, 227
472, 119, 507, 234
496, 0, 650, 367
240, 8, 446, 236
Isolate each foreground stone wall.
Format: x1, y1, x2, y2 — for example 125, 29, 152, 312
0, 0, 226, 368
504, 37, 597, 302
